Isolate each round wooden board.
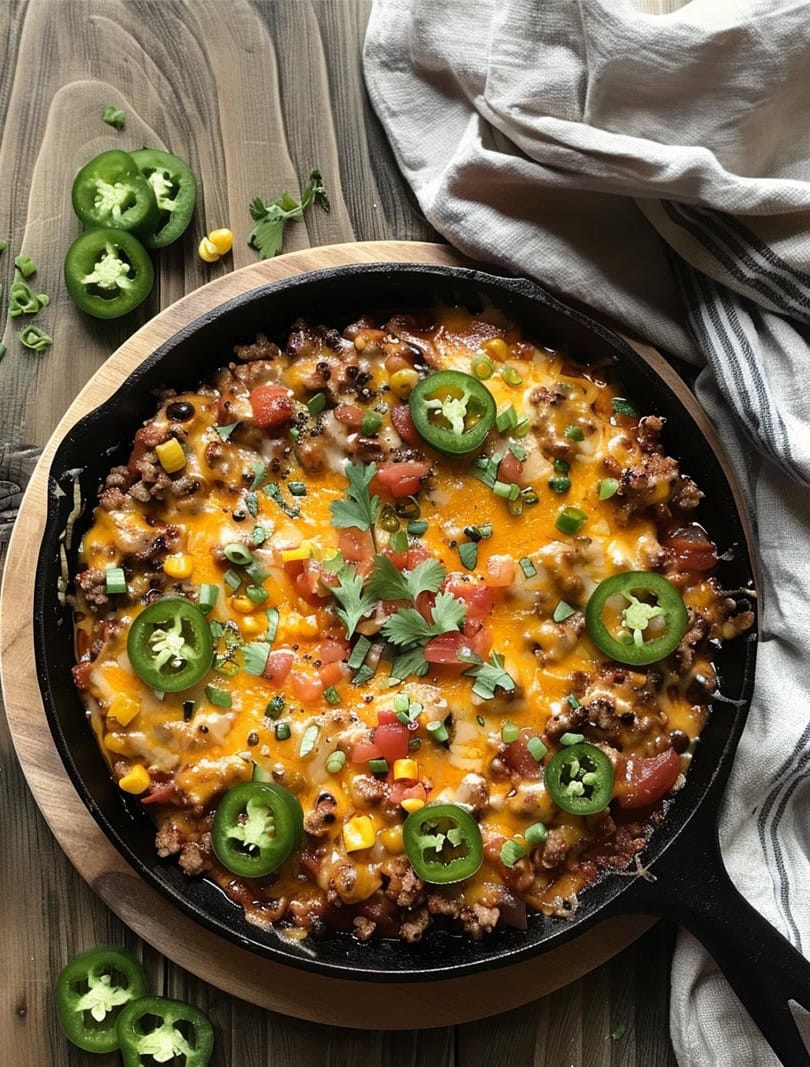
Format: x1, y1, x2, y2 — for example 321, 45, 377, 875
0, 240, 659, 1029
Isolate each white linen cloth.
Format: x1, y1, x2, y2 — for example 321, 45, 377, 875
363, 2, 810, 1063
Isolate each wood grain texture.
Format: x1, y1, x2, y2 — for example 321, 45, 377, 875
0, 2, 676, 1065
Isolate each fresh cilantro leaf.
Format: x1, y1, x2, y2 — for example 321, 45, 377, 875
430, 591, 467, 633
389, 646, 429, 683
331, 564, 375, 638
321, 550, 346, 575
215, 421, 239, 440
242, 641, 271, 677
367, 555, 446, 603
329, 462, 381, 545
250, 461, 268, 490
382, 591, 466, 647
463, 651, 516, 700
248, 170, 330, 260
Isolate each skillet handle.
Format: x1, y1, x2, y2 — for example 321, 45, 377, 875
630, 826, 810, 1066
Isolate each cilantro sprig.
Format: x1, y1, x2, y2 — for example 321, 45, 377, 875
330, 563, 375, 639
382, 592, 466, 647
461, 650, 517, 700
366, 555, 445, 603
248, 170, 330, 260
329, 462, 381, 549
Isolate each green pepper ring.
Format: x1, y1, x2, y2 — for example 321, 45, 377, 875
64, 228, 155, 320
403, 802, 484, 884
55, 946, 149, 1054
116, 995, 214, 1067
130, 148, 198, 250
409, 370, 497, 455
212, 780, 304, 879
545, 743, 615, 816
585, 570, 689, 666
71, 149, 160, 236
126, 596, 213, 692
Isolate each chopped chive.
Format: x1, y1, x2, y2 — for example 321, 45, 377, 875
525, 822, 548, 847
554, 459, 570, 474
205, 686, 232, 708
566, 693, 581, 709
307, 392, 326, 415
198, 583, 219, 613
265, 696, 285, 719
496, 405, 518, 433
611, 397, 637, 417
500, 839, 528, 867
598, 477, 620, 500
265, 608, 279, 643
352, 663, 376, 686
252, 524, 267, 545
324, 685, 341, 706
458, 541, 478, 570
564, 424, 584, 441
369, 757, 389, 775
464, 523, 493, 542
348, 636, 371, 670
299, 724, 319, 757
246, 584, 268, 604
501, 722, 519, 743
407, 519, 428, 537
244, 491, 258, 518
224, 569, 241, 591
519, 557, 537, 578
555, 507, 587, 534
560, 731, 585, 746
527, 736, 547, 762
494, 480, 521, 501
250, 461, 267, 491
553, 600, 577, 622
215, 422, 239, 440
426, 720, 449, 744
14, 254, 36, 278
471, 353, 494, 379
395, 710, 411, 726
182, 700, 196, 721
521, 488, 540, 506
501, 365, 522, 387
325, 750, 346, 774
104, 565, 127, 594
18, 324, 52, 351
361, 411, 382, 435
275, 721, 291, 741
548, 476, 571, 494
287, 481, 307, 497
224, 542, 253, 566
390, 529, 408, 553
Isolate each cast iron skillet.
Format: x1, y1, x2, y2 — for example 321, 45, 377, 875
35, 264, 810, 1064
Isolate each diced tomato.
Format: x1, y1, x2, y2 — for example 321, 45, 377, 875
444, 577, 494, 619
415, 590, 437, 623
377, 710, 398, 726
390, 404, 421, 447
502, 737, 543, 780
465, 619, 493, 659
486, 555, 516, 587
350, 739, 382, 763
318, 661, 345, 688
339, 528, 375, 564
249, 384, 294, 430
373, 722, 410, 761
295, 560, 333, 604
389, 781, 428, 807
263, 650, 294, 685
320, 638, 350, 664
615, 748, 681, 809
71, 661, 94, 693
371, 461, 431, 499
497, 451, 528, 486
662, 524, 718, 572
290, 671, 324, 704
385, 542, 430, 572
334, 404, 365, 430
424, 631, 469, 666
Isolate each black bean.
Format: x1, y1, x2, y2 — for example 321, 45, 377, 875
166, 401, 195, 421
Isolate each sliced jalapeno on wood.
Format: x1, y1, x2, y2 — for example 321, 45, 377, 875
545, 742, 614, 815
116, 995, 214, 1067
71, 149, 159, 235
212, 780, 303, 878
403, 802, 483, 883
130, 148, 197, 249
55, 947, 148, 1053
64, 228, 154, 319
127, 597, 213, 692
585, 570, 688, 666
409, 370, 496, 454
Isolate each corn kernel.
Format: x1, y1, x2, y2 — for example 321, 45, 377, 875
108, 694, 139, 727
231, 596, 256, 614
240, 614, 266, 635
198, 236, 220, 263
380, 825, 405, 854
208, 228, 233, 255
155, 438, 186, 473
104, 733, 129, 754
401, 797, 426, 813
343, 815, 376, 852
393, 758, 418, 781
119, 764, 151, 794
163, 554, 194, 580
482, 337, 509, 361
281, 541, 314, 563
389, 368, 419, 399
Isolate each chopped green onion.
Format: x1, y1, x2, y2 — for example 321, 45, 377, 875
224, 542, 254, 565
500, 839, 528, 867
549, 476, 571, 494
275, 721, 291, 741
18, 324, 52, 352
102, 105, 126, 129
514, 418, 531, 438
182, 700, 196, 722
289, 426, 300, 442
496, 405, 518, 433
361, 411, 382, 435
554, 459, 570, 474
348, 636, 371, 671
224, 569, 241, 591
471, 353, 494, 379
507, 497, 523, 517
493, 480, 520, 500
14, 254, 36, 278
426, 720, 449, 744
307, 392, 326, 415
527, 736, 547, 762
509, 441, 527, 461
265, 608, 279, 643
250, 462, 267, 491
299, 724, 319, 757
246, 560, 269, 584
199, 583, 219, 613
393, 693, 410, 712
560, 731, 585, 746
214, 656, 239, 678
524, 822, 548, 847
473, 453, 500, 490
215, 422, 239, 440
352, 663, 376, 686
598, 478, 620, 500
501, 722, 519, 743
104, 565, 127, 594
246, 584, 269, 604
555, 507, 587, 534
252, 524, 267, 545
458, 541, 478, 570
611, 397, 637, 417
564, 424, 584, 441
407, 519, 428, 537
566, 693, 581, 709
326, 750, 346, 774
464, 523, 493, 541
521, 489, 539, 506
205, 686, 232, 708
519, 557, 537, 578
324, 685, 341, 706
501, 365, 522, 387
553, 600, 577, 622
369, 758, 389, 775
265, 695, 285, 720
390, 529, 408, 553
287, 481, 307, 497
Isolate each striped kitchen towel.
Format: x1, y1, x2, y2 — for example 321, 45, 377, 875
363, 1, 810, 1063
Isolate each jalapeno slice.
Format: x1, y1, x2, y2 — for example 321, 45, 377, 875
127, 597, 213, 692
403, 802, 483, 883
55, 947, 149, 1053
409, 370, 496, 454
64, 228, 154, 320
71, 149, 160, 236
212, 781, 304, 878
585, 570, 688, 666
130, 148, 198, 249
116, 995, 214, 1067
545, 743, 614, 815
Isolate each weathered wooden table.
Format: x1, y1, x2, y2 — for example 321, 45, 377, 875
0, 3, 678, 1064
